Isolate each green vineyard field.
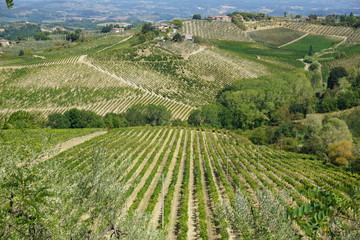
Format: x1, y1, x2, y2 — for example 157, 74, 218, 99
20, 127, 360, 239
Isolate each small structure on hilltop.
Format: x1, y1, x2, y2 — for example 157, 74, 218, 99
112, 27, 124, 33
208, 15, 232, 22
51, 26, 66, 32
155, 23, 176, 32
233, 14, 244, 21
0, 39, 9, 46
182, 33, 193, 41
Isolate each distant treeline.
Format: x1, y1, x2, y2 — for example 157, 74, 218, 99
1, 104, 173, 129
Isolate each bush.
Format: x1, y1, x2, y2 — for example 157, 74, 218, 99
63, 108, 105, 128
125, 104, 171, 126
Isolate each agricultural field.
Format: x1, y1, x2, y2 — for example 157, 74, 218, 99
180, 21, 252, 42
283, 22, 355, 39
247, 27, 306, 47
282, 34, 343, 54
7, 127, 359, 239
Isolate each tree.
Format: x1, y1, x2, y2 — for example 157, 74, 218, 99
172, 32, 184, 42
101, 24, 113, 33
47, 113, 70, 128
34, 32, 50, 41
308, 14, 318, 21
327, 66, 348, 89
308, 45, 313, 56
18, 49, 24, 56
63, 108, 104, 128
5, 0, 13, 8
327, 141, 354, 166
192, 14, 201, 20
125, 104, 171, 126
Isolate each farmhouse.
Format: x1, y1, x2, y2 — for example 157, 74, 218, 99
208, 15, 232, 22
0, 39, 9, 46
51, 26, 66, 31
155, 23, 176, 32
182, 33, 193, 41
112, 27, 125, 33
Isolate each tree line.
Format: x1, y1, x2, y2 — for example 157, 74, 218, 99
1, 104, 172, 130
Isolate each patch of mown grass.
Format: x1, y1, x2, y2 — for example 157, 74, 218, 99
283, 34, 342, 54
210, 40, 304, 70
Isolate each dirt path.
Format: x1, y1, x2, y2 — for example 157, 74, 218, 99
278, 33, 309, 48
167, 130, 188, 239
39, 130, 107, 164
298, 58, 311, 70
148, 130, 184, 227
187, 130, 199, 240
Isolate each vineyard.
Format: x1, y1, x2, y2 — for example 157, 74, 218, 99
283, 22, 360, 42
247, 27, 306, 47
22, 127, 360, 239
180, 21, 252, 42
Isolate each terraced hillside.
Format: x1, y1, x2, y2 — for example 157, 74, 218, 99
247, 27, 306, 47
25, 127, 360, 239
180, 20, 252, 41
1, 35, 274, 119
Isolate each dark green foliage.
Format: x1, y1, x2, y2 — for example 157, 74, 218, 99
287, 187, 359, 238
170, 19, 183, 28
172, 33, 184, 42
327, 66, 348, 89
103, 113, 128, 128
125, 104, 171, 126
5, 0, 14, 8
308, 45, 313, 56
34, 32, 50, 41
18, 49, 24, 56
192, 14, 202, 20
141, 23, 155, 34
47, 113, 70, 129
63, 108, 105, 128
5, 111, 45, 129
0, 162, 51, 239
66, 29, 83, 42
187, 104, 223, 128
101, 24, 113, 33
0, 24, 41, 40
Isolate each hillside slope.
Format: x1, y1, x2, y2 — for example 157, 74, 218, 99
26, 127, 360, 239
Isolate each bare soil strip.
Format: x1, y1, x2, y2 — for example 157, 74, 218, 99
187, 130, 200, 240
137, 129, 179, 213
122, 129, 174, 212
149, 130, 184, 227
39, 130, 107, 163
278, 33, 309, 48
167, 130, 188, 239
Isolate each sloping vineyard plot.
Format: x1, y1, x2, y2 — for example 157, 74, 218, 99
248, 27, 306, 47
283, 22, 354, 38
0, 62, 193, 120
180, 21, 252, 42
29, 127, 359, 239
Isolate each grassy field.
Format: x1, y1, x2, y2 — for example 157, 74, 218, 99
210, 40, 305, 69
2, 127, 357, 239
282, 34, 343, 54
